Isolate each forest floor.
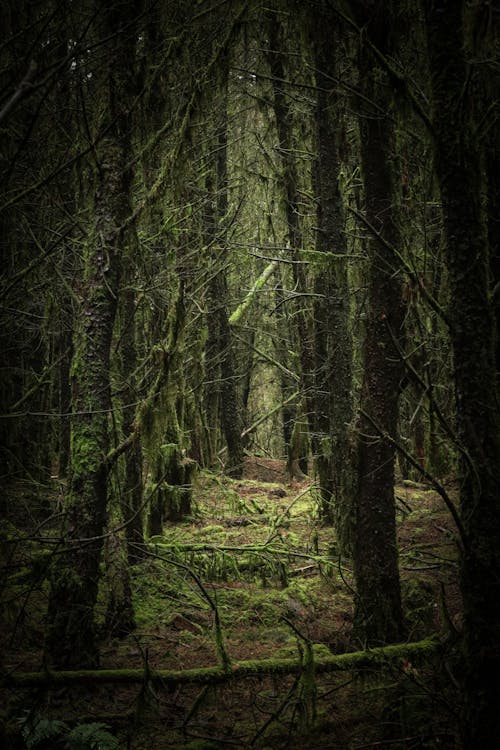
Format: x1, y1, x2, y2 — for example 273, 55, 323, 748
2, 457, 462, 749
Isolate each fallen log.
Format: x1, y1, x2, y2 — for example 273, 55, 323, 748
2, 637, 440, 689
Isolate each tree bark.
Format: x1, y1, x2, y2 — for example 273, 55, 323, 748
425, 1, 500, 744
204, 65, 244, 479
350, 0, 406, 646
310, 11, 355, 532
119, 285, 145, 562
46, 137, 124, 667
267, 10, 313, 477
45, 2, 137, 668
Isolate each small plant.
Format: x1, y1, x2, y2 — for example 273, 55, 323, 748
22, 716, 68, 749
21, 716, 118, 750
65, 723, 119, 750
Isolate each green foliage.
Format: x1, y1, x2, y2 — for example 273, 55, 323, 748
22, 716, 68, 749
21, 717, 118, 750
65, 723, 119, 750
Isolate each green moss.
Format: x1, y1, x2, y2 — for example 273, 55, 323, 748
3, 638, 440, 688
160, 442, 180, 465
196, 525, 226, 537
275, 641, 331, 660
71, 423, 100, 477
319, 436, 332, 458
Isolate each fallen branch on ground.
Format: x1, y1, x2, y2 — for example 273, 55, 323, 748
2, 637, 440, 689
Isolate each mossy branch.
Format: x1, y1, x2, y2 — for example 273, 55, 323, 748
228, 260, 278, 326
2, 637, 440, 688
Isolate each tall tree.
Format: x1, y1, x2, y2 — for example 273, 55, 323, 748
309, 7, 355, 531
349, 0, 406, 645
45, 1, 139, 667
0, 1, 70, 485
425, 1, 500, 744
267, 7, 314, 478
204, 84, 245, 479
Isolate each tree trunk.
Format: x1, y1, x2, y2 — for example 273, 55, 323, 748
310, 12, 355, 532
274, 274, 299, 467
204, 69, 244, 479
267, 10, 313, 476
351, 0, 406, 646
425, 2, 500, 744
45, 2, 136, 668
120, 285, 145, 563
46, 137, 124, 667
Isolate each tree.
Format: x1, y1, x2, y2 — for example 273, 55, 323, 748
45, 1, 139, 667
0, 0, 72, 486
266, 6, 314, 478
203, 74, 245, 479
425, 0, 500, 744
309, 6, 355, 531
348, 0, 406, 645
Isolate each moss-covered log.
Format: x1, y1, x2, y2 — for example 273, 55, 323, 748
3, 638, 439, 688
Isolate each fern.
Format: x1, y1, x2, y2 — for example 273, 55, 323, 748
21, 716, 68, 748
65, 723, 119, 750
20, 716, 118, 750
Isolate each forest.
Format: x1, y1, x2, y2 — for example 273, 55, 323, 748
1, 0, 499, 748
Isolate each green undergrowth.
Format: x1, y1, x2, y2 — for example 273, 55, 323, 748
2, 469, 460, 748
126, 471, 456, 671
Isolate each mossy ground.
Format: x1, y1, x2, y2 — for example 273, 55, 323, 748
1, 458, 461, 749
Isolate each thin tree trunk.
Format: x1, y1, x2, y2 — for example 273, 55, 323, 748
57, 318, 72, 478
119, 278, 144, 563
204, 71, 244, 479
310, 12, 354, 532
267, 10, 313, 476
274, 275, 298, 466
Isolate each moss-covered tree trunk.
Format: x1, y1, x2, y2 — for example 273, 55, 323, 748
46, 137, 125, 666
103, 273, 142, 638
273, 274, 298, 463
57, 309, 73, 478
120, 284, 144, 562
45, 2, 136, 668
425, 1, 500, 745
310, 11, 354, 531
351, 1, 406, 646
267, 9, 313, 478
205, 264, 244, 479
486, 97, 500, 382
204, 66, 244, 479
143, 282, 195, 533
